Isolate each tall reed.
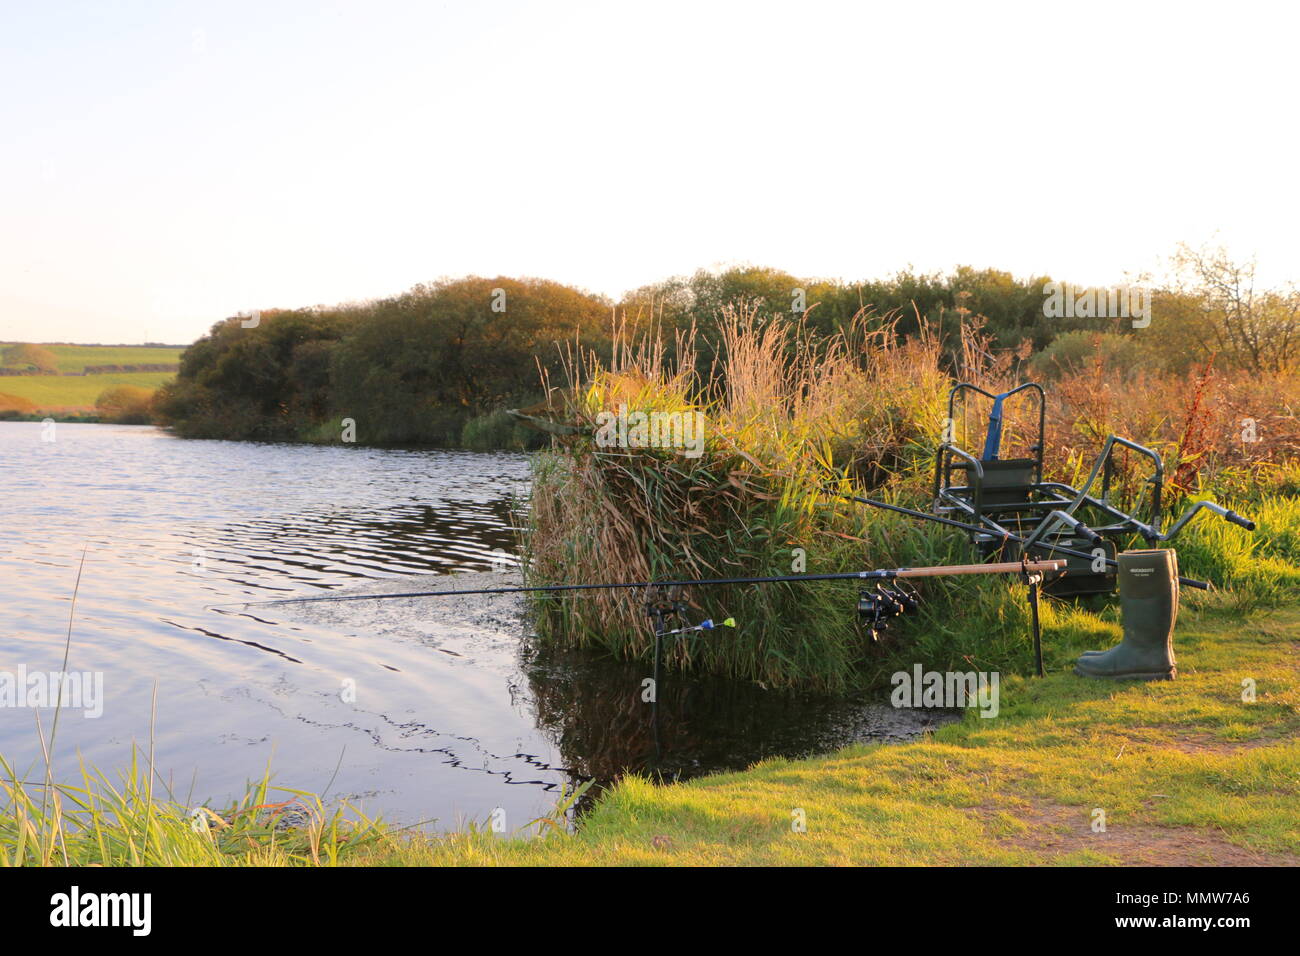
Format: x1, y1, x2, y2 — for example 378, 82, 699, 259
523, 307, 957, 690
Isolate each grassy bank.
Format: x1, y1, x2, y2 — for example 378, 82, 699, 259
5, 600, 1296, 866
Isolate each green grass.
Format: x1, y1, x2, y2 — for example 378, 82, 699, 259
0, 752, 393, 866
0, 371, 175, 410
0, 343, 184, 374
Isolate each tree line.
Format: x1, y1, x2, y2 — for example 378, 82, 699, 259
153, 246, 1300, 447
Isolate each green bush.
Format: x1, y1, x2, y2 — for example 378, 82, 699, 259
94, 384, 155, 424
1029, 330, 1148, 380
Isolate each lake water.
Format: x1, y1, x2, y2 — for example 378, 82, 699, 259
0, 422, 944, 831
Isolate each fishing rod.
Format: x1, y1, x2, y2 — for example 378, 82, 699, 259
216, 558, 1065, 679
220, 559, 1066, 609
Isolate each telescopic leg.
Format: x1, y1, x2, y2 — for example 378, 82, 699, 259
1028, 576, 1044, 677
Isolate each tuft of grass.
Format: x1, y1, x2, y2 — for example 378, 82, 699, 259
0, 751, 392, 866
1175, 493, 1300, 606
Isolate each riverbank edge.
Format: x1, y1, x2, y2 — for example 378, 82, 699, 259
362, 600, 1300, 866
6, 601, 1296, 866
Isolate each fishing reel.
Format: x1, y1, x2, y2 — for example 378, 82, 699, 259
857, 580, 920, 642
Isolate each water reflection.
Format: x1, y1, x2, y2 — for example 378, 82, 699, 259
523, 640, 952, 792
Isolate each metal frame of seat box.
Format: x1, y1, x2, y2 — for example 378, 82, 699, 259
931, 382, 1255, 596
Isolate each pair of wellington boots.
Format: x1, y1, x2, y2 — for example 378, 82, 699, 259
1074, 549, 1179, 681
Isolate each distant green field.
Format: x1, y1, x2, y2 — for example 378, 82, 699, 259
0, 342, 185, 374
0, 371, 176, 410
0, 342, 184, 411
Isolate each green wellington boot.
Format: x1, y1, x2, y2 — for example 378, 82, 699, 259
1074, 549, 1179, 680
1073, 549, 1176, 663
1073, 549, 1175, 662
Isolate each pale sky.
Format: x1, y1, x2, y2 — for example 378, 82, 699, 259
2, 1, 1296, 344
